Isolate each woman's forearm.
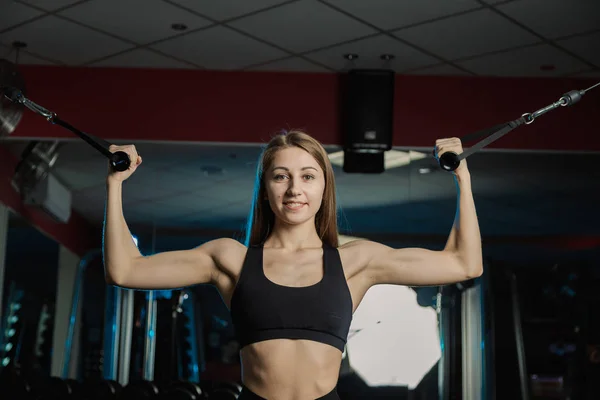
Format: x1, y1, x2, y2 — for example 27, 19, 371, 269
444, 171, 483, 278
103, 179, 143, 285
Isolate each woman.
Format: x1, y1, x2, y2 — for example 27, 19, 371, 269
103, 130, 483, 400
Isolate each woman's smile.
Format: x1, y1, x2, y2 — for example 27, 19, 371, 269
283, 201, 306, 211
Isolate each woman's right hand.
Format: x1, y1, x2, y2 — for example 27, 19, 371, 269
107, 144, 142, 183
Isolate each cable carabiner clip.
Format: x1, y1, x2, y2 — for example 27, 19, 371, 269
520, 88, 587, 125
435, 81, 600, 171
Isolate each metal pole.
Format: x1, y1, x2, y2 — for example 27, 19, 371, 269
509, 272, 530, 400
103, 284, 121, 381
481, 264, 494, 400
462, 283, 483, 400
118, 288, 134, 387
182, 290, 201, 382
143, 290, 157, 381
436, 288, 448, 400
62, 249, 101, 378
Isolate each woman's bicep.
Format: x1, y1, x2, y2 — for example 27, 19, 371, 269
111, 238, 232, 290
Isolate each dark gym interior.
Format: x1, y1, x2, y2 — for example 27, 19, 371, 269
1, 1, 600, 399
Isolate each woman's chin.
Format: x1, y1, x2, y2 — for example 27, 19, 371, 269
276, 212, 315, 226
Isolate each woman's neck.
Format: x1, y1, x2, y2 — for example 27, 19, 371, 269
266, 220, 322, 251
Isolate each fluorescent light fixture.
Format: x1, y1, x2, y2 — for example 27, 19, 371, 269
328, 149, 428, 170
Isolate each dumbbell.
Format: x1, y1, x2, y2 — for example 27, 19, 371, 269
83, 379, 122, 400
209, 382, 242, 400
65, 379, 83, 398
157, 381, 207, 400
221, 382, 242, 395
34, 377, 79, 400
117, 380, 160, 400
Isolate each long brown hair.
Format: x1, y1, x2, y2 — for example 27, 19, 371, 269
244, 130, 339, 248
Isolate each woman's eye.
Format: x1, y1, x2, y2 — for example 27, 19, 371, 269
273, 174, 315, 181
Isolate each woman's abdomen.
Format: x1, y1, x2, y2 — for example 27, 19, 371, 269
240, 339, 342, 398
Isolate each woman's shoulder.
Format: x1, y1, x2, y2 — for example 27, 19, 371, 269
211, 237, 247, 248
209, 237, 248, 256
337, 238, 370, 253
199, 238, 247, 267
205, 238, 248, 283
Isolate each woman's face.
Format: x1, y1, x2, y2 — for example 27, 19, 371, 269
264, 147, 325, 226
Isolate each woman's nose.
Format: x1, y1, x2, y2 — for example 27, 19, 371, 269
287, 181, 302, 195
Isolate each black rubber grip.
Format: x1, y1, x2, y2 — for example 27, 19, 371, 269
110, 151, 131, 172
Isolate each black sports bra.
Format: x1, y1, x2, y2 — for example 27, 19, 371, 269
230, 244, 353, 352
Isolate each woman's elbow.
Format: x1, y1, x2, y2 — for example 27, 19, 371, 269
104, 267, 129, 287
104, 272, 120, 286
466, 264, 484, 280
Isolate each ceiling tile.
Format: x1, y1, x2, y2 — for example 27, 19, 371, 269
246, 56, 331, 72
304, 34, 439, 72
151, 25, 288, 70
228, 0, 377, 53
166, 144, 261, 171
0, 15, 133, 64
122, 170, 227, 205
18, 0, 81, 11
87, 48, 198, 69
497, 0, 600, 39
455, 43, 590, 77
72, 204, 105, 225
167, 0, 291, 21
125, 205, 196, 225
195, 188, 254, 215
54, 165, 107, 191
135, 191, 224, 215
321, 0, 482, 30
0, 42, 58, 64
407, 63, 471, 76
184, 199, 253, 220
58, 0, 213, 44
129, 194, 253, 227
23, 140, 600, 238
556, 31, 600, 67
0, 1, 44, 31
392, 8, 541, 61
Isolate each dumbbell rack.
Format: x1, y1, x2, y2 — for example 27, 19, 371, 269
0, 245, 241, 399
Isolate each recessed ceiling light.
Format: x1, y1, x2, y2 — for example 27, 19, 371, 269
12, 41, 27, 49
171, 23, 188, 31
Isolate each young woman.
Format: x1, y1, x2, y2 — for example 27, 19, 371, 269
103, 130, 482, 400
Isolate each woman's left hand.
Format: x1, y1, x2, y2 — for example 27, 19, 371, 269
435, 137, 469, 176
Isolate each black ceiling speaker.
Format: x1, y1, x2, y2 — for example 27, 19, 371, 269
340, 68, 395, 173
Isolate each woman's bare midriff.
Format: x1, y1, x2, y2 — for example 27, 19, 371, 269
239, 339, 343, 399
